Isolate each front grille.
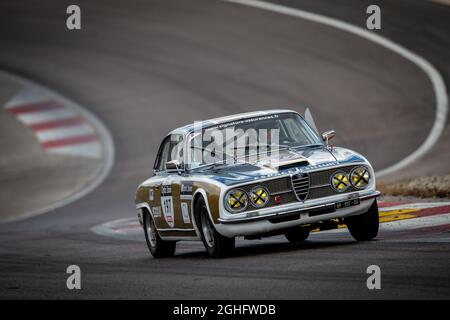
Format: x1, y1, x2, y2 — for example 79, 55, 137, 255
237, 164, 362, 212
291, 173, 309, 201
240, 177, 296, 211
240, 177, 291, 195
309, 166, 355, 186
308, 165, 358, 200
290, 165, 361, 201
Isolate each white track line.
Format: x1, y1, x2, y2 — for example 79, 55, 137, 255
223, 0, 448, 178
0, 70, 115, 223
91, 218, 142, 242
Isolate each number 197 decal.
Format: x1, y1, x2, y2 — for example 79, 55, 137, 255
161, 196, 174, 227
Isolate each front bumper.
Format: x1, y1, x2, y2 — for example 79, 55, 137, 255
215, 190, 380, 237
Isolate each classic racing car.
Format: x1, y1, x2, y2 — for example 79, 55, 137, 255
135, 110, 380, 258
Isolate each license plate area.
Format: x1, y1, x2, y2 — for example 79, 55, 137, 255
335, 198, 360, 209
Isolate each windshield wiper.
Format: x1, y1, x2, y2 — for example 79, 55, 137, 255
230, 144, 291, 165
190, 145, 236, 159
189, 146, 246, 169
233, 143, 291, 150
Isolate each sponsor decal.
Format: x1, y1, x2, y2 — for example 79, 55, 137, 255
151, 206, 162, 218
180, 182, 193, 200
181, 202, 191, 224
149, 189, 154, 201
209, 114, 279, 130
161, 184, 172, 196
181, 182, 193, 195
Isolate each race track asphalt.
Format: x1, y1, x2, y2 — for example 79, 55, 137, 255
0, 0, 449, 299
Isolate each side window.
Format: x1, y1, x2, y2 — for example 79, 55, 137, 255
154, 134, 184, 172
170, 134, 184, 164
155, 137, 170, 171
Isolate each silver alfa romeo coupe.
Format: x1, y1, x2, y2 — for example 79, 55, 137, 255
135, 110, 380, 258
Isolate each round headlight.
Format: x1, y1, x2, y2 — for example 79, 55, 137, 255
249, 186, 269, 208
331, 172, 349, 192
350, 166, 370, 189
224, 189, 248, 212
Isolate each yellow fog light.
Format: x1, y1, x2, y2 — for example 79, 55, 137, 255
350, 166, 370, 189
249, 186, 269, 208
225, 189, 248, 212
331, 172, 349, 192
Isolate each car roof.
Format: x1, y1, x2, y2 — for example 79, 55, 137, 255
168, 109, 299, 136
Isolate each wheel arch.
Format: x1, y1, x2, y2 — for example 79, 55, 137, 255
192, 189, 216, 234
136, 203, 164, 238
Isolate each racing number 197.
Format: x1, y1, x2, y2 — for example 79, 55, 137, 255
163, 198, 172, 214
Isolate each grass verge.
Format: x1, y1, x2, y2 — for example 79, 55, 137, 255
378, 174, 450, 198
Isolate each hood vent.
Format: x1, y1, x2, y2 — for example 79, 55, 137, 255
279, 161, 309, 171
261, 157, 309, 171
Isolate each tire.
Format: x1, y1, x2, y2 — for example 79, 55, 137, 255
284, 226, 310, 243
196, 198, 235, 258
345, 200, 379, 241
143, 210, 176, 258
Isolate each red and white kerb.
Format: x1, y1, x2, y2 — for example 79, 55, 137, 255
4, 88, 101, 158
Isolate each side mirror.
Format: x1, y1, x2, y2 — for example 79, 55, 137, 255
165, 159, 181, 172
321, 130, 335, 148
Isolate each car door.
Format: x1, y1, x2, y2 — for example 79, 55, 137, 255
161, 175, 194, 230
160, 134, 184, 229
153, 134, 195, 236
150, 135, 171, 229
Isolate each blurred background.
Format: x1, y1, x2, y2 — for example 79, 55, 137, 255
0, 0, 449, 299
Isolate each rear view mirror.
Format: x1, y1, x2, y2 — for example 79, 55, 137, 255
321, 130, 335, 148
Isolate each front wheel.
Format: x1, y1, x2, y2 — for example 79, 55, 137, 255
143, 210, 176, 258
345, 200, 379, 241
197, 198, 235, 258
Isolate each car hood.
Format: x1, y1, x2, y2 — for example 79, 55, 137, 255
193, 146, 367, 186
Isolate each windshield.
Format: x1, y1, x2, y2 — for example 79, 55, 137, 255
187, 112, 322, 169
